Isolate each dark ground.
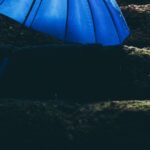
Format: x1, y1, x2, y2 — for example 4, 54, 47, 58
0, 0, 150, 150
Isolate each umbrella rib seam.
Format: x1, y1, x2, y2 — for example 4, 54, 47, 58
87, 0, 97, 43
0, 0, 5, 5
102, 0, 121, 43
30, 0, 43, 27
23, 0, 37, 25
65, 0, 69, 40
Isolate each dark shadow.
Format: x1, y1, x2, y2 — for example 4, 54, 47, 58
0, 44, 150, 101
118, 0, 150, 5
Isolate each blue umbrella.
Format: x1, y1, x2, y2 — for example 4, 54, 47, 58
0, 0, 130, 46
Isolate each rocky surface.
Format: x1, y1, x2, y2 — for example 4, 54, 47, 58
0, 99, 150, 150
122, 4, 150, 47
0, 1, 150, 150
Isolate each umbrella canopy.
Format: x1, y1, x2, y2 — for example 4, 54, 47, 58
0, 0, 130, 46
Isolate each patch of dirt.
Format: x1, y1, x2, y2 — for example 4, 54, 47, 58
122, 4, 150, 47
0, 99, 150, 150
